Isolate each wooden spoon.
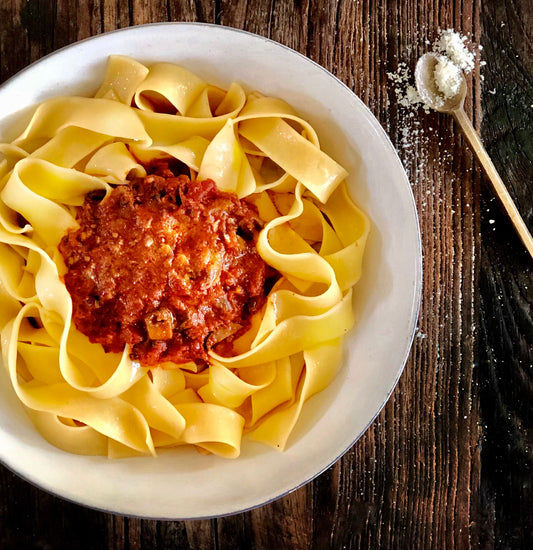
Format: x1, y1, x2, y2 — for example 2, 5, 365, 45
415, 52, 533, 259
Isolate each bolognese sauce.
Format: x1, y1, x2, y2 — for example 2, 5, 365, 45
59, 161, 274, 366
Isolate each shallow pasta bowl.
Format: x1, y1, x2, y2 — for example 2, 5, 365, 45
0, 22, 421, 519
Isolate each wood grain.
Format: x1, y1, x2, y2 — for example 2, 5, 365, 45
479, 1, 533, 548
0, 1, 531, 549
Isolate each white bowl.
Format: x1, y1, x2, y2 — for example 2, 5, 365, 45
0, 23, 421, 519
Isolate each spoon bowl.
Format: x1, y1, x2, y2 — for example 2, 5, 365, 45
415, 52, 467, 112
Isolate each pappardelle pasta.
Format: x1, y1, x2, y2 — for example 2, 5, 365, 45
0, 56, 369, 459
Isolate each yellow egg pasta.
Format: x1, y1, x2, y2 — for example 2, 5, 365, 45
0, 55, 369, 458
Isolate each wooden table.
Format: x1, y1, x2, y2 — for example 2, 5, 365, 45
0, 1, 531, 548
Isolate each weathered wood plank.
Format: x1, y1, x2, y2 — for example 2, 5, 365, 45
479, 2, 533, 549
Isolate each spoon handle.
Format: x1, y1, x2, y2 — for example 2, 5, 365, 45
452, 107, 533, 259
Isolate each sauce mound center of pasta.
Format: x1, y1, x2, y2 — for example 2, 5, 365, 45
59, 162, 269, 366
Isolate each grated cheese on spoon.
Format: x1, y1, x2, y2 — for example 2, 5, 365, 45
434, 29, 475, 73
433, 54, 463, 100
388, 28, 478, 111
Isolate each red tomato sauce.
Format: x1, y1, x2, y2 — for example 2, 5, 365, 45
59, 161, 274, 366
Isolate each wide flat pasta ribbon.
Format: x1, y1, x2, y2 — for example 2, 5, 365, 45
85, 142, 146, 183
13, 97, 151, 151
30, 127, 111, 169
198, 361, 276, 409
175, 402, 245, 459
95, 55, 150, 105
2, 307, 155, 456
197, 119, 257, 197
248, 338, 344, 450
1, 158, 110, 247
246, 356, 301, 428
129, 136, 210, 174
210, 289, 354, 368
27, 410, 108, 456
236, 97, 347, 202
134, 62, 206, 115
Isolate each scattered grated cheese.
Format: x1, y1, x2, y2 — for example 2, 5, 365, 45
387, 62, 429, 113
386, 28, 482, 185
